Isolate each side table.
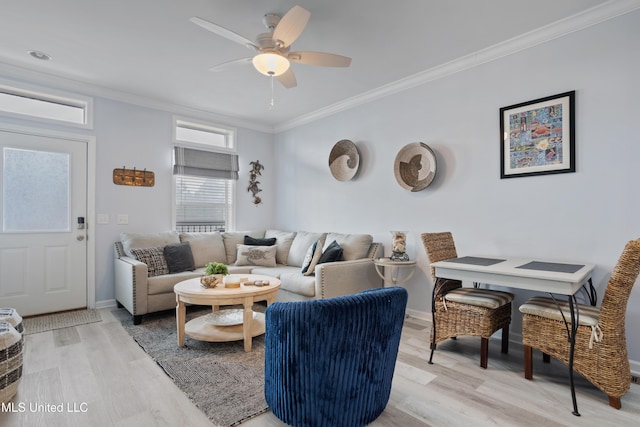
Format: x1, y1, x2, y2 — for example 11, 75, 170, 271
374, 258, 417, 285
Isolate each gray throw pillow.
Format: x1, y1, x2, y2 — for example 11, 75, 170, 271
318, 240, 343, 264
164, 242, 196, 273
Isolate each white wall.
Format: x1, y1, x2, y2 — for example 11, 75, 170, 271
91, 99, 276, 304
273, 11, 640, 364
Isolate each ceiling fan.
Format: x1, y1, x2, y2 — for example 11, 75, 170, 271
190, 5, 351, 88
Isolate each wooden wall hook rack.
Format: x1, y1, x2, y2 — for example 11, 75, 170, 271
113, 166, 155, 187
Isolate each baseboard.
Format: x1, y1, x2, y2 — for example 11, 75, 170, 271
406, 308, 431, 321
406, 308, 640, 378
95, 299, 118, 309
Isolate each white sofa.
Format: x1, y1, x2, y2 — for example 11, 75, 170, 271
114, 229, 383, 324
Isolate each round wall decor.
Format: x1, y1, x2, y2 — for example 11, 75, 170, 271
328, 139, 360, 181
394, 142, 437, 191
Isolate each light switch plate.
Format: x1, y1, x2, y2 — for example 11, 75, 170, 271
97, 214, 109, 224
117, 214, 128, 225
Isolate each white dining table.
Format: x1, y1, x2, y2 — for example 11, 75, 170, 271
430, 256, 596, 416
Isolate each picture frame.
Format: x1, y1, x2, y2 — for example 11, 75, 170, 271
500, 91, 575, 179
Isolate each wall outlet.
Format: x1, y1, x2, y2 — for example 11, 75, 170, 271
117, 214, 129, 225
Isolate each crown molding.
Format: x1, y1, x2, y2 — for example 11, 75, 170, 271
274, 0, 640, 133
0, 62, 274, 134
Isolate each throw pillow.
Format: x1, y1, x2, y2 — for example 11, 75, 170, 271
301, 241, 323, 276
318, 240, 343, 264
235, 244, 277, 267
130, 246, 169, 277
244, 235, 277, 246
163, 242, 196, 273
300, 241, 317, 274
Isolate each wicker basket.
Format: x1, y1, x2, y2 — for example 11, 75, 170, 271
0, 321, 23, 404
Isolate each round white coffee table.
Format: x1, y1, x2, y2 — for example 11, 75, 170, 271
174, 274, 280, 352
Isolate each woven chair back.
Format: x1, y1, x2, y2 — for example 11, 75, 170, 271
421, 232, 458, 279
598, 238, 640, 336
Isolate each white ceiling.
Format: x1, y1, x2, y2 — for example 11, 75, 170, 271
0, 0, 626, 131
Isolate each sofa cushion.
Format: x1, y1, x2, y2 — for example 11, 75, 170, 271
223, 231, 265, 264
130, 246, 169, 277
120, 231, 180, 257
288, 231, 327, 267
318, 240, 344, 264
235, 244, 277, 267
279, 272, 317, 297
250, 265, 300, 279
147, 270, 202, 295
244, 235, 277, 246
323, 233, 373, 261
179, 232, 227, 268
265, 229, 297, 265
163, 242, 196, 273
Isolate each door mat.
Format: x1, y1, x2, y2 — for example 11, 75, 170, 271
23, 309, 102, 335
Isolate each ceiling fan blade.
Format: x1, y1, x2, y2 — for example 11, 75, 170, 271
190, 17, 258, 50
209, 57, 252, 72
288, 51, 352, 67
277, 68, 297, 88
272, 5, 310, 48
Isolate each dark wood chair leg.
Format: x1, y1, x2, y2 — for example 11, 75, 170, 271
133, 314, 142, 325
524, 344, 533, 379
501, 325, 509, 354
480, 337, 488, 369
542, 352, 550, 363
608, 396, 622, 409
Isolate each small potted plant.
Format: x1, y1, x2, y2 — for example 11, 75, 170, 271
200, 262, 229, 288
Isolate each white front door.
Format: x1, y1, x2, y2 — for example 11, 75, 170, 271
0, 129, 87, 316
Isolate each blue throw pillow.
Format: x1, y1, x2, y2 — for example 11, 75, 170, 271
318, 240, 343, 264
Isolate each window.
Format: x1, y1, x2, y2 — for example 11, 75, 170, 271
173, 118, 237, 232
2, 147, 70, 232
0, 80, 92, 128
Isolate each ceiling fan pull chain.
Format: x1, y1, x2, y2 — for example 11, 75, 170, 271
269, 75, 275, 110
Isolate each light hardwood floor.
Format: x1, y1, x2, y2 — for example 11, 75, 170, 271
2, 308, 638, 426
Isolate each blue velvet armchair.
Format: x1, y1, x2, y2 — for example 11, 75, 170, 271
264, 287, 408, 427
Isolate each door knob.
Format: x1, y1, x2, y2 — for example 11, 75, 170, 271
77, 235, 85, 241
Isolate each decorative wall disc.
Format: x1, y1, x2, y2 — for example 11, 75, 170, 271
394, 142, 437, 191
329, 139, 360, 181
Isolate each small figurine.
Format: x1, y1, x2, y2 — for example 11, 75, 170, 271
390, 231, 409, 261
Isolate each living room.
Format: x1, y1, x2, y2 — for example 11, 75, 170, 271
1, 1, 639, 425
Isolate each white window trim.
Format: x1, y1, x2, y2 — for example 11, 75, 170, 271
0, 77, 94, 129
173, 115, 236, 152
171, 116, 237, 231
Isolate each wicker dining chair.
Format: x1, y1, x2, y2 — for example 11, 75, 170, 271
520, 238, 640, 409
421, 232, 514, 368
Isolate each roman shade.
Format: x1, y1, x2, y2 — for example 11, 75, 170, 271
173, 146, 239, 179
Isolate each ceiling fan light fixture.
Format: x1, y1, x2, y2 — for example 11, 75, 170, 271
252, 52, 290, 76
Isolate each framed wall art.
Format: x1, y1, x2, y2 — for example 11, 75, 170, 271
500, 91, 575, 179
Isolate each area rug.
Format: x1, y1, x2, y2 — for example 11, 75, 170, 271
113, 306, 268, 427
23, 309, 102, 335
